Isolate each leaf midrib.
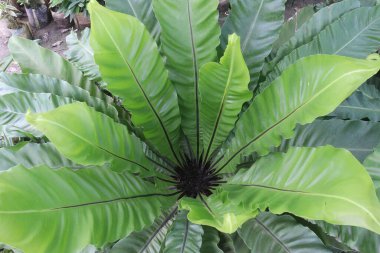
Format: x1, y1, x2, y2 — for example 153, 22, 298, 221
206, 46, 237, 158
241, 0, 264, 53
229, 183, 380, 227
34, 117, 150, 171
0, 192, 169, 214
186, 0, 200, 157
254, 218, 291, 253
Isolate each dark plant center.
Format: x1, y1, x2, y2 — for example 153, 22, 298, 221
171, 153, 224, 199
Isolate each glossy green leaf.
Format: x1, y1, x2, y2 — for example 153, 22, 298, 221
26, 102, 153, 174
0, 142, 84, 171
0, 73, 118, 121
153, 0, 220, 155
8, 37, 107, 101
224, 146, 380, 234
330, 91, 380, 121
278, 119, 380, 162
238, 213, 330, 253
265, 6, 380, 84
221, 0, 285, 90
199, 34, 250, 158
105, 0, 160, 41
180, 195, 257, 234
219, 54, 380, 172
163, 211, 203, 253
271, 6, 315, 53
0, 92, 73, 137
200, 226, 223, 253
89, 2, 181, 162
0, 165, 168, 253
266, 0, 360, 76
65, 28, 104, 85
110, 209, 176, 253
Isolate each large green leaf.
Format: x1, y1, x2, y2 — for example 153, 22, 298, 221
238, 213, 330, 253
65, 28, 104, 85
0, 73, 118, 121
271, 6, 315, 54
199, 34, 250, 158
278, 119, 380, 162
153, 0, 220, 156
163, 211, 203, 253
0, 165, 169, 253
26, 102, 153, 174
200, 226, 223, 253
330, 91, 380, 122
0, 92, 73, 137
105, 0, 160, 41
221, 0, 285, 90
89, 2, 181, 162
8, 37, 107, 101
310, 144, 380, 253
219, 54, 380, 172
0, 142, 83, 171
266, 0, 360, 75
110, 209, 176, 253
224, 146, 380, 234
265, 6, 380, 84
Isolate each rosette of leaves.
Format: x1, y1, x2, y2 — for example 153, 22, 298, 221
1, 0, 380, 252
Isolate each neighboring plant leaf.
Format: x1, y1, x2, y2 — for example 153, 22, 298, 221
271, 6, 315, 54
105, 0, 160, 41
199, 34, 250, 159
8, 37, 107, 101
163, 211, 203, 253
0, 142, 84, 171
217, 233, 236, 253
0, 55, 13, 72
180, 195, 257, 234
89, 2, 181, 162
230, 233, 250, 253
0, 92, 73, 137
200, 226, 223, 253
0, 165, 169, 253
221, 0, 285, 90
266, 0, 360, 76
364, 142, 380, 195
110, 208, 176, 253
224, 146, 380, 234
265, 6, 380, 84
26, 102, 154, 174
219, 54, 380, 172
330, 91, 380, 121
238, 213, 331, 253
359, 79, 380, 99
278, 119, 380, 162
0, 73, 118, 121
153, 0, 220, 156
65, 28, 104, 85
